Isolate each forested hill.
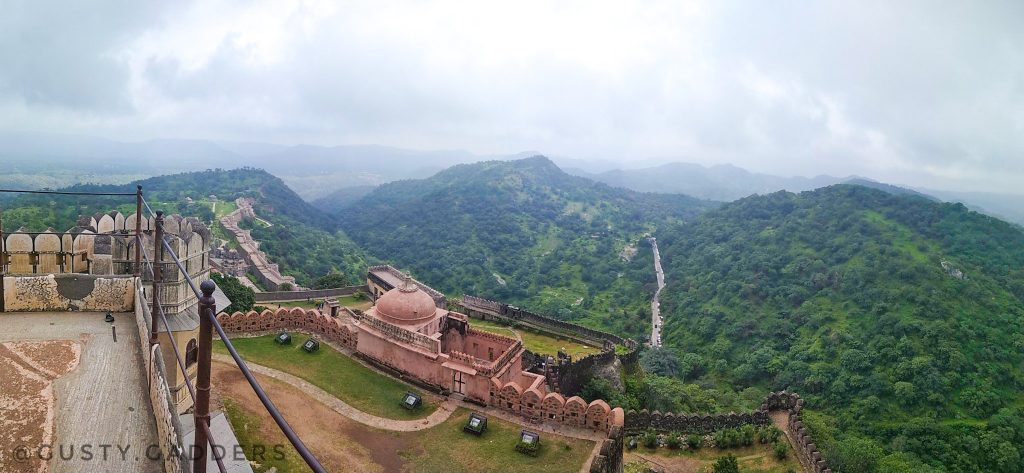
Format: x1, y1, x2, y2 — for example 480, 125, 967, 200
0, 169, 368, 285
339, 156, 717, 336
655, 184, 1024, 472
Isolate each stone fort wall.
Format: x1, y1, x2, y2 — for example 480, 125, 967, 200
622, 391, 832, 473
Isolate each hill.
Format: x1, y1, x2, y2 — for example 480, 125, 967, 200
0, 168, 367, 285
339, 156, 717, 336
575, 162, 851, 201
653, 184, 1024, 472
312, 185, 377, 214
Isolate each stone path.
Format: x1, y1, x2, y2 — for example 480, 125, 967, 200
649, 236, 666, 347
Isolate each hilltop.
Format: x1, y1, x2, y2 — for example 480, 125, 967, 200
337, 156, 717, 336
654, 184, 1024, 472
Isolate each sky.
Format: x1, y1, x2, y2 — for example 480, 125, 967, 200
1, 0, 1022, 193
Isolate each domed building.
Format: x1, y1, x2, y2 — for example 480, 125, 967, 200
350, 267, 546, 405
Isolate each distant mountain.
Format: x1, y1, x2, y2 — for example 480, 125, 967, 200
312, 185, 377, 214
654, 184, 1024, 472
0, 131, 490, 200
573, 162, 852, 201
338, 156, 717, 336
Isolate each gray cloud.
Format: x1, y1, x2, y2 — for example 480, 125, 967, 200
1, 0, 1022, 193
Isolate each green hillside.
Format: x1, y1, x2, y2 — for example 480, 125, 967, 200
0, 169, 368, 285
655, 184, 1024, 472
339, 156, 716, 337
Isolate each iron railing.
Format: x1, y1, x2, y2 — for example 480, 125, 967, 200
0, 187, 326, 472
139, 197, 328, 473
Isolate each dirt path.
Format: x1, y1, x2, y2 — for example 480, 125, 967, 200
772, 411, 809, 473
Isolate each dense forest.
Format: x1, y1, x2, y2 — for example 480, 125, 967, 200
336, 156, 715, 337
652, 185, 1024, 472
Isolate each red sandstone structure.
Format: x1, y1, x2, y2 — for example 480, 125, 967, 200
218, 273, 626, 435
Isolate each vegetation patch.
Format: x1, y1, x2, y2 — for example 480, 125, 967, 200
215, 335, 438, 419
400, 408, 593, 473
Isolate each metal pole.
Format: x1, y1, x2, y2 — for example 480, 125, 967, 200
0, 209, 4, 312
151, 211, 164, 347
134, 185, 142, 277
194, 279, 217, 473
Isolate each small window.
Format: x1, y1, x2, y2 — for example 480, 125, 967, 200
185, 339, 198, 368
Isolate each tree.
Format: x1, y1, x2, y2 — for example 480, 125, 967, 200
712, 455, 739, 473
641, 347, 681, 377
313, 272, 350, 289
211, 273, 255, 314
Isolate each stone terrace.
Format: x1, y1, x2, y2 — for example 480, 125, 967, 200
0, 312, 161, 473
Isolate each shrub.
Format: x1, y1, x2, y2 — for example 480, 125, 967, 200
642, 431, 659, 449
757, 425, 782, 444
712, 455, 740, 473
666, 434, 682, 449
774, 441, 789, 460
686, 434, 702, 449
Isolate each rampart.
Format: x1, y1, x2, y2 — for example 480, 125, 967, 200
459, 294, 635, 349
215, 307, 358, 351
588, 426, 624, 473
457, 294, 640, 397
219, 197, 298, 291
622, 391, 832, 473
253, 285, 367, 303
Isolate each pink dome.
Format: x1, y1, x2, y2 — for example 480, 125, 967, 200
375, 282, 437, 325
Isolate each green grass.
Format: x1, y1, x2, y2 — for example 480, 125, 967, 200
468, 318, 602, 357
215, 335, 438, 420
400, 408, 594, 473
222, 398, 308, 472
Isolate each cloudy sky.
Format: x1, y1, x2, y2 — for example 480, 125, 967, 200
2, 0, 1022, 192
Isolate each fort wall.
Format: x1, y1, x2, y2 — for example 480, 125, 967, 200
2, 274, 135, 312
219, 197, 298, 291
253, 285, 367, 303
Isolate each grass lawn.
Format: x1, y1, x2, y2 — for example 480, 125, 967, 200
215, 335, 438, 420
400, 408, 594, 473
469, 318, 602, 358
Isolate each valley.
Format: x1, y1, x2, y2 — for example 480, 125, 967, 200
2, 157, 1023, 473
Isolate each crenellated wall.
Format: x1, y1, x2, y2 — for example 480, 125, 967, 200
588, 425, 624, 473
216, 307, 359, 351
620, 391, 832, 473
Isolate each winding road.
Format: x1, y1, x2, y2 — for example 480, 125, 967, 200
649, 237, 665, 347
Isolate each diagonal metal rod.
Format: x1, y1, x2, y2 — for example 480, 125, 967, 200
159, 236, 326, 471
142, 247, 229, 473
206, 307, 327, 472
